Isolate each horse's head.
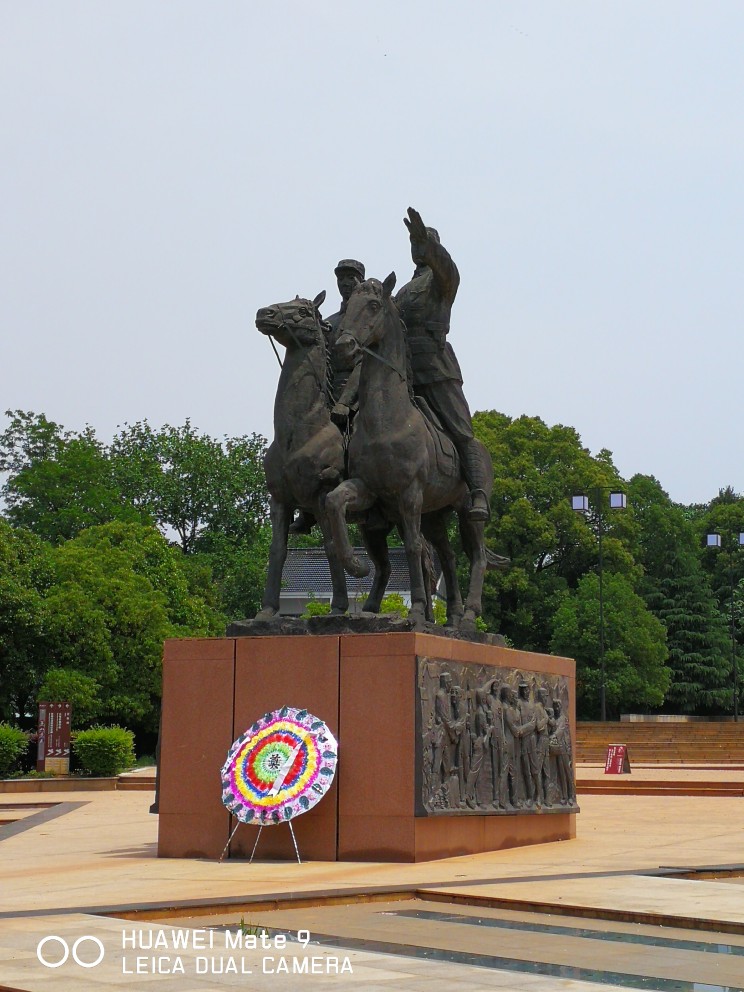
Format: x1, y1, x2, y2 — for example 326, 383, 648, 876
336, 272, 397, 362
255, 291, 327, 350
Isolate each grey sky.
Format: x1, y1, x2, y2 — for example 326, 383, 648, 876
2, 1, 742, 506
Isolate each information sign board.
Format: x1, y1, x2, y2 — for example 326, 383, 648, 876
37, 702, 72, 774
604, 743, 631, 774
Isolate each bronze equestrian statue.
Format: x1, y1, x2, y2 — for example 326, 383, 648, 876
325, 266, 505, 629
253, 292, 352, 618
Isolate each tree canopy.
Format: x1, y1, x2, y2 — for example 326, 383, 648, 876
1, 407, 741, 726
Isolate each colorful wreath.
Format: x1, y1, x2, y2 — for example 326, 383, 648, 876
220, 706, 337, 825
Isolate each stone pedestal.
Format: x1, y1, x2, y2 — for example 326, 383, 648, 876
157, 632, 577, 863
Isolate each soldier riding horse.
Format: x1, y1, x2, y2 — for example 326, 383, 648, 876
326, 272, 506, 630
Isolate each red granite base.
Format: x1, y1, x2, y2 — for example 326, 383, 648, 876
157, 633, 576, 862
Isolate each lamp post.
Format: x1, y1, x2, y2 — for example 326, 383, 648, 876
705, 531, 744, 722
572, 488, 627, 722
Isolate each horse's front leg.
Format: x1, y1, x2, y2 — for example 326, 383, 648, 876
255, 496, 292, 619
359, 523, 393, 613
325, 479, 376, 578
316, 508, 349, 616
398, 486, 426, 627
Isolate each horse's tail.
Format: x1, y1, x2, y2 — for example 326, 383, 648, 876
485, 548, 510, 571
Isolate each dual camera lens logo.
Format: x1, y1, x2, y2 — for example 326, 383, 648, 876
36, 935, 105, 969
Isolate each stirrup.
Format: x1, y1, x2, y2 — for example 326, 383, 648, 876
468, 489, 490, 521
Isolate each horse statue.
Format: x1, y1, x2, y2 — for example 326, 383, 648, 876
325, 273, 506, 629
254, 292, 353, 618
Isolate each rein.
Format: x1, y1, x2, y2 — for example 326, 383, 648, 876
358, 342, 407, 383
342, 327, 408, 384
274, 307, 332, 407
267, 335, 283, 368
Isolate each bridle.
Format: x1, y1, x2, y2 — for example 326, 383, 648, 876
267, 302, 332, 406
338, 299, 408, 384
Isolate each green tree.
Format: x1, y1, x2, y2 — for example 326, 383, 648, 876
110, 421, 270, 619
628, 474, 731, 713
199, 526, 272, 621
0, 410, 144, 543
474, 411, 637, 652
0, 521, 53, 723
41, 523, 226, 733
110, 421, 268, 553
698, 488, 744, 708
37, 669, 102, 726
67, 521, 226, 634
550, 572, 670, 718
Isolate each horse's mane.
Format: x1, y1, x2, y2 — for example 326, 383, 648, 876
381, 284, 417, 403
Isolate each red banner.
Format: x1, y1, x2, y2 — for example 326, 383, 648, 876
604, 743, 631, 774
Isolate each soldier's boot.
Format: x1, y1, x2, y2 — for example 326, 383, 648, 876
458, 439, 491, 521
289, 511, 316, 534
469, 489, 490, 522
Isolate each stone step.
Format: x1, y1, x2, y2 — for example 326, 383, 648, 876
576, 778, 744, 796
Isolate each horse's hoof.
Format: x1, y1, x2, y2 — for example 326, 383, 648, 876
445, 613, 464, 629
459, 613, 476, 635
329, 607, 347, 616
408, 605, 427, 630
254, 608, 278, 621
344, 557, 370, 579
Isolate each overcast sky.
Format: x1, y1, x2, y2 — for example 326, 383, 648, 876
2, 2, 742, 506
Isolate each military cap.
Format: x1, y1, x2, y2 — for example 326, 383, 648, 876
334, 258, 365, 280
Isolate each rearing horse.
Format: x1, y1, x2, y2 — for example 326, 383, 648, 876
326, 274, 503, 628
254, 292, 350, 618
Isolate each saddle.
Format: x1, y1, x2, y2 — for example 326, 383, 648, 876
414, 397, 459, 477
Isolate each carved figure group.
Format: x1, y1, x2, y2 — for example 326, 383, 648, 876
420, 662, 577, 815
255, 209, 508, 628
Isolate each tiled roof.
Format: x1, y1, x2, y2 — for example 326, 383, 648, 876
281, 546, 441, 596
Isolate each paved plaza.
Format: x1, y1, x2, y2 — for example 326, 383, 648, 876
1, 766, 744, 991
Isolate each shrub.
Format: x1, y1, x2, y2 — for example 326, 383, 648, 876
72, 726, 135, 777
301, 598, 331, 618
379, 593, 409, 618
0, 723, 28, 777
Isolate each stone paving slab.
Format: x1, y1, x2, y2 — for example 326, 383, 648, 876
0, 913, 649, 992
1, 787, 744, 989
421, 874, 744, 930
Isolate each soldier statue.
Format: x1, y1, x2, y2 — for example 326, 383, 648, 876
551, 698, 575, 806
517, 681, 538, 808
535, 686, 552, 807
465, 687, 491, 809
290, 258, 365, 535
499, 683, 522, 809
394, 208, 491, 521
326, 258, 366, 428
430, 672, 455, 802
487, 678, 506, 809
450, 683, 468, 807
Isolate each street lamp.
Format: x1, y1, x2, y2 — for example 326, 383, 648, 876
572, 488, 627, 721
705, 531, 744, 722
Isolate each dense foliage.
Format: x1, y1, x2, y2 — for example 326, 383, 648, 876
1, 407, 742, 725
0, 723, 28, 776
72, 726, 135, 776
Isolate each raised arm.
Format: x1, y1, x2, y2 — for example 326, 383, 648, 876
404, 207, 460, 303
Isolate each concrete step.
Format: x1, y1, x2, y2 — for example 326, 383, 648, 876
577, 778, 744, 796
